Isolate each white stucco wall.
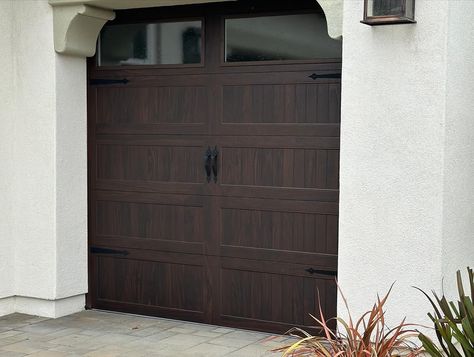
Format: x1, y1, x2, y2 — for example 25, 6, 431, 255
12, 0, 57, 300
0, 0, 15, 307
55, 54, 88, 299
339, 0, 473, 329
0, 0, 86, 316
441, 0, 474, 297
0, 0, 471, 324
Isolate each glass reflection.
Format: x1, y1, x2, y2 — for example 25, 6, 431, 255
98, 21, 202, 66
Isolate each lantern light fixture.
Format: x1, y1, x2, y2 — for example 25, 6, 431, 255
361, 0, 416, 26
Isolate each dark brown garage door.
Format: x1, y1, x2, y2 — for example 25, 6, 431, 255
87, 0, 341, 334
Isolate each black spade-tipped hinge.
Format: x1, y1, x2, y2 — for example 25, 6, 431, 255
90, 246, 129, 256
305, 268, 337, 277
309, 73, 341, 80
89, 78, 129, 86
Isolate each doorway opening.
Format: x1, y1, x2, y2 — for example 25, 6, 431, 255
87, 0, 341, 334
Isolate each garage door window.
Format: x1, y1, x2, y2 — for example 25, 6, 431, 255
98, 21, 202, 66
225, 13, 342, 62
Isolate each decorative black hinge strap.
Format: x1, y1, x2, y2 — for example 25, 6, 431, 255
309, 73, 341, 80
89, 78, 129, 86
305, 268, 337, 276
90, 246, 129, 256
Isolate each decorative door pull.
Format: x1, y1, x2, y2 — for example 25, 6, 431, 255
204, 147, 212, 183
211, 146, 219, 183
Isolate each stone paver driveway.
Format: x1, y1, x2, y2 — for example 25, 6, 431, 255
0, 310, 295, 356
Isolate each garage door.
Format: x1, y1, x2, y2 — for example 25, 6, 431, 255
87, 0, 341, 334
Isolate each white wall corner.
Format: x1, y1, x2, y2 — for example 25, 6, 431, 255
0, 297, 16, 317
10, 295, 85, 319
50, 3, 115, 56
316, 0, 343, 39
440, 0, 474, 298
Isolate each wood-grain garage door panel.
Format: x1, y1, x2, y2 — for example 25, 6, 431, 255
220, 258, 337, 331
222, 83, 341, 124
97, 86, 209, 124
96, 144, 203, 184
221, 208, 338, 255
96, 200, 204, 243
221, 147, 339, 190
97, 256, 204, 312
91, 191, 207, 255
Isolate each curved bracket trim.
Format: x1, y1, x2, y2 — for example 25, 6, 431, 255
316, 0, 343, 40
51, 4, 115, 57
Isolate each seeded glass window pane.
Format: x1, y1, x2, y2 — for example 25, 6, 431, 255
368, 0, 405, 16
225, 13, 341, 62
98, 21, 202, 66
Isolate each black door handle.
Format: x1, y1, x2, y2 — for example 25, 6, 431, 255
211, 146, 219, 183
204, 147, 212, 183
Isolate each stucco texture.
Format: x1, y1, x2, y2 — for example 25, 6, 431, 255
0, 0, 472, 324
339, 0, 473, 330
0, 0, 87, 316
0, 0, 15, 302
441, 0, 474, 298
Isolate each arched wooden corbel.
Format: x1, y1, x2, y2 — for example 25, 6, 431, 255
50, 4, 115, 57
316, 0, 343, 39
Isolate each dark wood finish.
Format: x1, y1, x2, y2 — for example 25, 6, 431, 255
88, 0, 340, 334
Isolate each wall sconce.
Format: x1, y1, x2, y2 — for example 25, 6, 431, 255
361, 0, 416, 26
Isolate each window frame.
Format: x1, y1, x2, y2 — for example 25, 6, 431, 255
220, 9, 342, 67
96, 16, 206, 69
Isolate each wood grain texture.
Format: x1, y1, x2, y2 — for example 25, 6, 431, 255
97, 256, 204, 312
221, 208, 338, 254
96, 200, 204, 243
221, 147, 339, 189
97, 86, 208, 124
88, 0, 341, 334
96, 144, 203, 184
222, 83, 341, 124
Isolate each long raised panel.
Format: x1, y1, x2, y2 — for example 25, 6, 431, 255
221, 208, 338, 255
96, 86, 209, 125
97, 256, 204, 312
221, 147, 339, 190
96, 200, 204, 243
96, 144, 203, 184
220, 259, 337, 331
222, 83, 341, 125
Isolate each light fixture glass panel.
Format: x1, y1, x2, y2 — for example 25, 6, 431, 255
362, 0, 415, 25
368, 0, 405, 17
98, 21, 202, 66
404, 0, 415, 19
225, 13, 342, 62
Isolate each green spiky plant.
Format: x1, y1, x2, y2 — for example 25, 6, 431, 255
416, 267, 474, 357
